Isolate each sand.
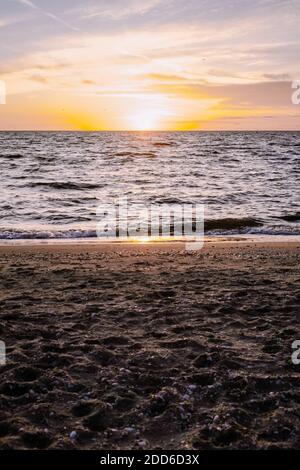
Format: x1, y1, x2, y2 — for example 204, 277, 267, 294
0, 240, 299, 450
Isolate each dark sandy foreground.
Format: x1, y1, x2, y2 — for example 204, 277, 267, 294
0, 241, 299, 450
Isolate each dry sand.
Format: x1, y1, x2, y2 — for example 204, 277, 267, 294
0, 240, 299, 450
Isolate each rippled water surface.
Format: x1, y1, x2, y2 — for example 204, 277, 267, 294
0, 131, 299, 239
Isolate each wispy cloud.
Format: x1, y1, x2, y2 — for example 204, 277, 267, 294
15, 0, 79, 31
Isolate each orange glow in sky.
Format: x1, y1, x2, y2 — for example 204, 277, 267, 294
0, 1, 299, 130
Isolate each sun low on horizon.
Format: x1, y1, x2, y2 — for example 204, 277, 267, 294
0, 0, 300, 131
129, 110, 162, 131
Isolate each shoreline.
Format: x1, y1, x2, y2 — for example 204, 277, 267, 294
0, 234, 300, 250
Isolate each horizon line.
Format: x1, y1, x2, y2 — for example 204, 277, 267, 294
1, 129, 300, 132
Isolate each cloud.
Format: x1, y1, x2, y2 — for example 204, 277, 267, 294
148, 79, 293, 108
17, 0, 36, 7
81, 79, 96, 85
262, 73, 291, 81
28, 74, 48, 83
1, 1, 300, 129
15, 0, 79, 31
143, 73, 188, 82
81, 0, 162, 20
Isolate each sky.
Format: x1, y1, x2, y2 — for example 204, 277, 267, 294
0, 0, 299, 130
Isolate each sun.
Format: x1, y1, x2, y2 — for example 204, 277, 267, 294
129, 110, 161, 130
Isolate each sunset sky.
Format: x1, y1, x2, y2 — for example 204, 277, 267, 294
0, 0, 300, 130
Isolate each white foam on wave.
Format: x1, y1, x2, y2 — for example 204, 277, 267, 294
1, 223, 300, 242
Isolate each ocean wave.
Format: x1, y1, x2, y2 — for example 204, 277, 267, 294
204, 217, 263, 231
152, 142, 176, 147
0, 229, 97, 240
115, 151, 157, 158
1, 222, 300, 240
206, 224, 300, 236
28, 182, 102, 190
1, 154, 24, 159
150, 197, 194, 204
276, 213, 300, 222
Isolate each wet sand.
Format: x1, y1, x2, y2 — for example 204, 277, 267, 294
0, 241, 299, 450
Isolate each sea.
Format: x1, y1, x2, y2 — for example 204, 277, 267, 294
0, 131, 299, 241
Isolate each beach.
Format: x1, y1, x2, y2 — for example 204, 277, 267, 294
0, 239, 299, 450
